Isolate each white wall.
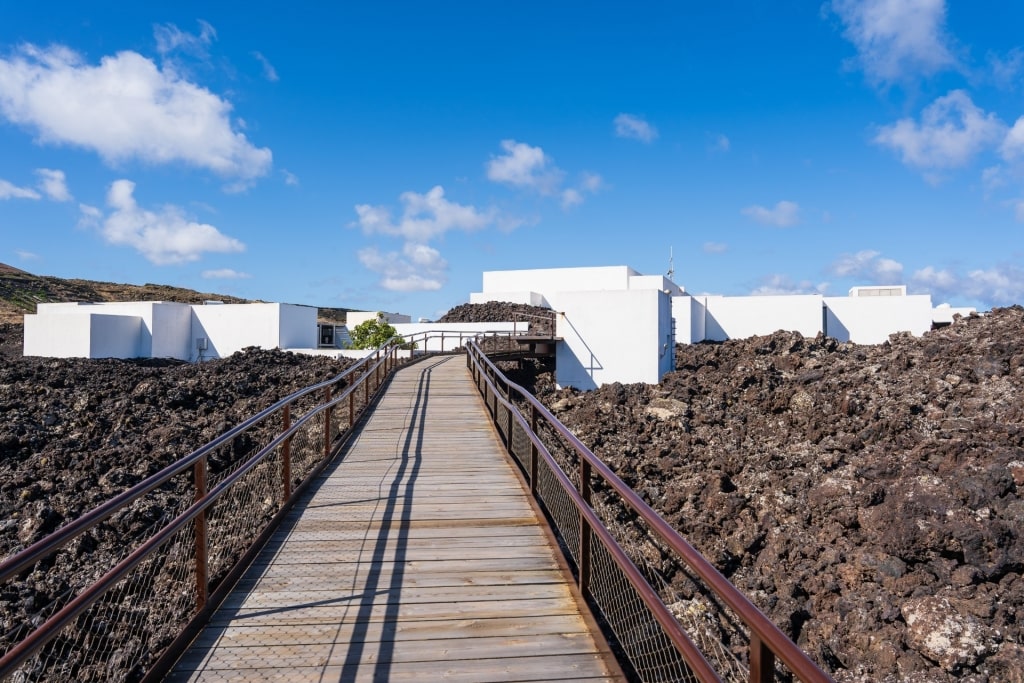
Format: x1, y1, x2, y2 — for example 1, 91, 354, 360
824, 295, 933, 344
150, 303, 193, 359
191, 303, 314, 360
24, 312, 95, 358
89, 315, 143, 358
480, 266, 640, 298
553, 288, 668, 389
628, 274, 685, 296
278, 304, 318, 349
700, 295, 824, 341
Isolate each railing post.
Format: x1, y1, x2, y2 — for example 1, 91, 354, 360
193, 454, 209, 612
579, 458, 592, 598
282, 404, 292, 502
530, 404, 539, 496
324, 386, 333, 459
364, 367, 369, 405
750, 634, 775, 683
349, 388, 355, 430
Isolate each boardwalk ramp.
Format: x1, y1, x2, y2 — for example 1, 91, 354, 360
171, 355, 622, 681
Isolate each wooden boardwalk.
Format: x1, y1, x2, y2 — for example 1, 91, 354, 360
170, 355, 622, 682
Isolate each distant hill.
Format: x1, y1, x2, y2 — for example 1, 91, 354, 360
0, 263, 355, 325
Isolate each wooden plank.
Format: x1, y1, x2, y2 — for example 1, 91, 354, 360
171, 356, 619, 680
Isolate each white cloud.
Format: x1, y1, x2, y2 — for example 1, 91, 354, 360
988, 48, 1024, 89
830, 0, 958, 85
15, 249, 38, 260
35, 168, 71, 201
97, 179, 245, 264
202, 268, 251, 279
962, 265, 1024, 305
912, 263, 1024, 306
874, 91, 1006, 170
252, 51, 279, 82
749, 275, 829, 296
486, 139, 564, 194
0, 178, 40, 200
703, 242, 728, 254
614, 113, 658, 143
1001, 117, 1024, 161
154, 21, 216, 57
831, 249, 905, 282
282, 169, 299, 186
741, 200, 800, 227
354, 185, 494, 242
710, 133, 730, 152
358, 242, 447, 291
0, 44, 272, 183
579, 172, 604, 193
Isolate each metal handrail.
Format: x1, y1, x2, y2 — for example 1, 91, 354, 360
465, 339, 832, 683
0, 327, 524, 680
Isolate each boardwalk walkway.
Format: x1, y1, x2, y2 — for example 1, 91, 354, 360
170, 355, 622, 682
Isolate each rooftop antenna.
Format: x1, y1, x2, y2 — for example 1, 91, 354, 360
666, 246, 675, 281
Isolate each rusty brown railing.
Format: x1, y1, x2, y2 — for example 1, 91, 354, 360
0, 330, 497, 682
466, 340, 832, 683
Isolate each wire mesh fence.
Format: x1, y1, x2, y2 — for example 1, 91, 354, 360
466, 341, 830, 683
0, 344, 410, 683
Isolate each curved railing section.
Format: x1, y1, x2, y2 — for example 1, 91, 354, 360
466, 340, 833, 683
0, 330, 490, 683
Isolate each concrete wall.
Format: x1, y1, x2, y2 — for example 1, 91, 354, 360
480, 266, 640, 298
699, 294, 824, 341
824, 295, 933, 344
553, 288, 668, 389
278, 304, 318, 349
628, 274, 685, 296
191, 303, 315, 360
24, 312, 96, 358
150, 303, 193, 359
89, 314, 144, 358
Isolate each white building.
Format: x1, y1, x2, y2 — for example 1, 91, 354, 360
24, 301, 317, 362
471, 266, 975, 389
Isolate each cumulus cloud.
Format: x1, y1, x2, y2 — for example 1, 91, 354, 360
358, 242, 447, 291
703, 242, 728, 254
252, 51, 279, 82
874, 90, 1005, 170
95, 179, 245, 265
741, 200, 800, 227
709, 133, 730, 153
911, 263, 1024, 306
830, 0, 958, 85
486, 139, 601, 208
354, 186, 494, 242
202, 268, 251, 279
831, 250, 905, 282
282, 169, 299, 186
1001, 117, 1024, 161
35, 168, 71, 201
749, 274, 829, 296
486, 139, 564, 194
988, 48, 1024, 89
614, 113, 658, 143
0, 44, 272, 183
0, 178, 40, 200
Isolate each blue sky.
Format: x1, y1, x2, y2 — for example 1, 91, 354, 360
1, 1, 1023, 319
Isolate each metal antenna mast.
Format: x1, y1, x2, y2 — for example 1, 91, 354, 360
666, 246, 675, 281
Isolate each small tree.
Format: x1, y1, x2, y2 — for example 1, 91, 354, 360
348, 312, 402, 349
